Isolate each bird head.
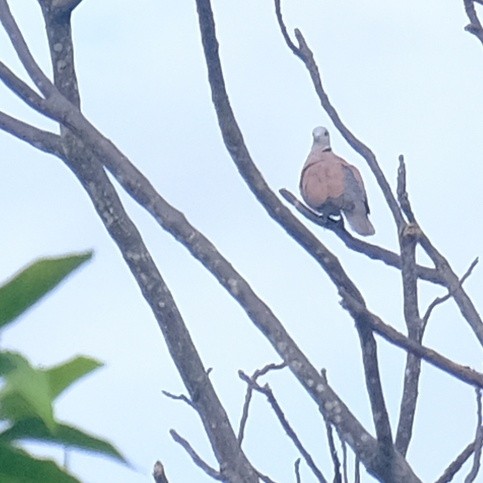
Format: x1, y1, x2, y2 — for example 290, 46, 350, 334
312, 126, 331, 151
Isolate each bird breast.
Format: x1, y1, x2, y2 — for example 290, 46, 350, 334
300, 152, 348, 211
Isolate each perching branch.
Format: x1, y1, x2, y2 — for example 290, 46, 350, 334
279, 188, 444, 286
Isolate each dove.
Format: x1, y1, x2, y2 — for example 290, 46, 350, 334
299, 126, 375, 236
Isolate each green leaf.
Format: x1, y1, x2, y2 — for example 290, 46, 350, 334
0, 252, 93, 329
0, 418, 128, 465
0, 352, 56, 432
46, 356, 103, 400
0, 443, 80, 483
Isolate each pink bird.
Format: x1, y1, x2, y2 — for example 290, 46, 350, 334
300, 126, 375, 236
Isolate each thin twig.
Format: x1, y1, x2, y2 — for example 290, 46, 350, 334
436, 442, 476, 483
294, 458, 301, 483
320, 370, 342, 483
237, 362, 286, 444
162, 391, 194, 409
354, 456, 361, 483
239, 371, 327, 483
423, 257, 479, 329
465, 390, 483, 482
397, 155, 416, 223
170, 430, 223, 481
341, 439, 348, 483
274, 0, 301, 57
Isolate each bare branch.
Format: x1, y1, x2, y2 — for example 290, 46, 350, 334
395, 174, 423, 456
237, 362, 286, 444
0, 111, 61, 156
294, 458, 301, 483
239, 371, 327, 483
355, 457, 361, 483
423, 257, 479, 328
465, 390, 483, 482
320, 370, 342, 483
170, 430, 223, 481
162, 391, 194, 409
279, 188, 444, 285
274, 0, 301, 57
418, 231, 483, 345
152, 461, 169, 483
436, 442, 476, 483
340, 289, 483, 388
342, 440, 348, 483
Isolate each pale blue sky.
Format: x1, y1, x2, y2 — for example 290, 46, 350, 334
1, 1, 483, 481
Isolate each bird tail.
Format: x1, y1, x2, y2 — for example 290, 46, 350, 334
344, 205, 375, 236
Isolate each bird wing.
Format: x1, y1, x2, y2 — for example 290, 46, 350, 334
340, 162, 371, 214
